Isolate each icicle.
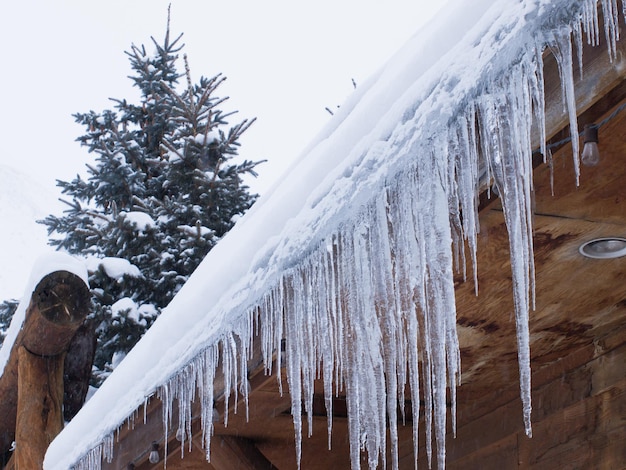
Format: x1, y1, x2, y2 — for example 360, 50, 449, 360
283, 275, 304, 469
450, 110, 480, 297
573, 18, 585, 80
582, 0, 600, 46
476, 58, 537, 437
387, 167, 424, 469
72, 433, 115, 470
237, 319, 252, 424
371, 193, 401, 470
322, 242, 337, 450
548, 27, 581, 185
143, 397, 149, 424
170, 360, 196, 458
530, 39, 551, 188
601, 0, 620, 60
422, 144, 459, 467
199, 345, 218, 462
159, 383, 171, 465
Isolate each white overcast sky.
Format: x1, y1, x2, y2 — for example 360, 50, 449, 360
1, 0, 446, 195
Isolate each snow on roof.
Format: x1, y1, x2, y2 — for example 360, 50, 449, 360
45, 1, 624, 469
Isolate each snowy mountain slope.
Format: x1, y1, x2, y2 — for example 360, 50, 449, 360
0, 165, 61, 301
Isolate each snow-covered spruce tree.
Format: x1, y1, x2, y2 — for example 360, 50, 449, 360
41, 24, 261, 385
0, 299, 19, 348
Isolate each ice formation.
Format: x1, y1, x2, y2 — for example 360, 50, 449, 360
44, 1, 625, 469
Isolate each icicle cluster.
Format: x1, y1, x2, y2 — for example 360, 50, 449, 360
69, 1, 624, 469
72, 434, 114, 470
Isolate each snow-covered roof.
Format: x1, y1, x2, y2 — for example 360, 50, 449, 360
45, 1, 625, 469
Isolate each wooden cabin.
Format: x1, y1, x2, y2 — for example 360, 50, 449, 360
43, 2, 625, 469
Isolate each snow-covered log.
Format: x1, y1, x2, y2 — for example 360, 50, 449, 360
0, 255, 90, 464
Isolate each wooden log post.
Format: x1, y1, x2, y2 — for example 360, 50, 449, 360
14, 347, 65, 469
0, 270, 90, 466
63, 322, 97, 422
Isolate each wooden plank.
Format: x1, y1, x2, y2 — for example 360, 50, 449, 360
209, 436, 277, 470
154, 437, 217, 470
411, 341, 626, 469
448, 434, 519, 470
519, 379, 626, 469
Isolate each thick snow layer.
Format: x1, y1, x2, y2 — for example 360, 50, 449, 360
193, 130, 219, 145
85, 256, 142, 279
45, 1, 624, 469
111, 297, 154, 325
0, 252, 89, 377
121, 210, 155, 232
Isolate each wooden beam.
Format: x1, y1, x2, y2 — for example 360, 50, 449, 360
0, 271, 90, 456
208, 436, 277, 470
20, 271, 91, 356
63, 322, 97, 422
13, 347, 65, 469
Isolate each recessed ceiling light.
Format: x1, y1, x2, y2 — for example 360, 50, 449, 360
579, 237, 626, 259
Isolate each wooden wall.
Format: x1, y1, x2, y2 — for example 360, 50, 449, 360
412, 326, 625, 470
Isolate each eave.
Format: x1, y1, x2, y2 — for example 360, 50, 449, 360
96, 31, 626, 470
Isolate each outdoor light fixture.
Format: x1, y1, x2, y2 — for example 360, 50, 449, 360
581, 124, 600, 166
579, 237, 626, 259
148, 441, 160, 464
